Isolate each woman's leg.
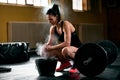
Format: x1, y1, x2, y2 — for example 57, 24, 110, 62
62, 46, 78, 59
62, 46, 79, 73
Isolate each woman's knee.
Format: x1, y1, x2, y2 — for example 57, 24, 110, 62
62, 46, 78, 59
62, 47, 69, 57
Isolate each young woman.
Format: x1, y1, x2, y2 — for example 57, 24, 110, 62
43, 4, 82, 72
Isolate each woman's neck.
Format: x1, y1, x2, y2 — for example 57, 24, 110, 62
55, 20, 62, 27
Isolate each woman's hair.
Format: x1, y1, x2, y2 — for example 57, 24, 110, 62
46, 4, 61, 23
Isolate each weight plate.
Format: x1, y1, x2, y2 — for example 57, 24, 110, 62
74, 43, 107, 77
96, 40, 118, 64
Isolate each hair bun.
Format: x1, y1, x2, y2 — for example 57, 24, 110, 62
52, 4, 59, 11
52, 4, 60, 14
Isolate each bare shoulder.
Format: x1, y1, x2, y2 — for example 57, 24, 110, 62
50, 25, 55, 29
64, 20, 71, 24
50, 25, 55, 32
63, 20, 73, 26
63, 20, 75, 31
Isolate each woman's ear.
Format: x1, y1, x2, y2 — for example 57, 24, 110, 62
56, 15, 59, 21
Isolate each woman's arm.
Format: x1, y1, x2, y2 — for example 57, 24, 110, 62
47, 21, 72, 50
46, 26, 55, 45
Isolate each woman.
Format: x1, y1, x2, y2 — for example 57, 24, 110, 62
43, 4, 82, 72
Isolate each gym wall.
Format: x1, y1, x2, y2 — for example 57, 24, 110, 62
0, 0, 107, 43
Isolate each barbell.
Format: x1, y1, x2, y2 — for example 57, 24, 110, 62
74, 40, 118, 77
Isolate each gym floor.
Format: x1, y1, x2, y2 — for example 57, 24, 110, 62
0, 49, 120, 80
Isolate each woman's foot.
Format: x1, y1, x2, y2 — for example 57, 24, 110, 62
56, 61, 71, 72
69, 68, 79, 73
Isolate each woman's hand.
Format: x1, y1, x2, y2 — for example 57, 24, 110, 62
45, 44, 54, 51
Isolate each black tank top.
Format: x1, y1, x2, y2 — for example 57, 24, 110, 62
54, 21, 82, 48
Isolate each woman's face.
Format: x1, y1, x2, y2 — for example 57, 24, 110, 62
47, 14, 57, 25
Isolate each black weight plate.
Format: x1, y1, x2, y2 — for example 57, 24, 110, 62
96, 40, 118, 64
74, 43, 107, 77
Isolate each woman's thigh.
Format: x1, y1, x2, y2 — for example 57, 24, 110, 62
62, 46, 78, 59
67, 46, 78, 53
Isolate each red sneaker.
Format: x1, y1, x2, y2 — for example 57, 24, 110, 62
69, 68, 79, 73
56, 61, 71, 72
